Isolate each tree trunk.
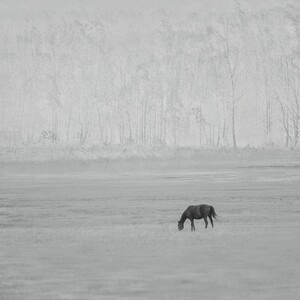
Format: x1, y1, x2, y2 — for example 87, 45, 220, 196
232, 106, 237, 148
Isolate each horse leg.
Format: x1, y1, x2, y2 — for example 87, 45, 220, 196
191, 219, 195, 231
209, 215, 214, 228
203, 216, 208, 229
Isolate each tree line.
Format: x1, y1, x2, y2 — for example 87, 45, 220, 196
0, 2, 299, 148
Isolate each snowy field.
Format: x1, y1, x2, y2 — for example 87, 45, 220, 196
1, 154, 300, 299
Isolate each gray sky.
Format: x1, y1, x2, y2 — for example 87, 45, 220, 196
0, 0, 297, 13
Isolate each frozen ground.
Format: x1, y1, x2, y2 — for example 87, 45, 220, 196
1, 154, 300, 299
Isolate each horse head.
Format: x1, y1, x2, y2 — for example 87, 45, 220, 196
178, 221, 184, 231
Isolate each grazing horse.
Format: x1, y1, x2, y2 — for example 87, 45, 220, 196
178, 204, 217, 231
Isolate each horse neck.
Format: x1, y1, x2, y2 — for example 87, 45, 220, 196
179, 212, 187, 224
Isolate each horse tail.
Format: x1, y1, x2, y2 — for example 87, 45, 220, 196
210, 206, 217, 219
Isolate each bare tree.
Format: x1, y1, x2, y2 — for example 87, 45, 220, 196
220, 17, 244, 148
274, 60, 300, 149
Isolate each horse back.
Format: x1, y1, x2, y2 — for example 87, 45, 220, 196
199, 204, 212, 217
185, 204, 214, 219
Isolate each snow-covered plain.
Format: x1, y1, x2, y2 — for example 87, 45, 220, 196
1, 154, 300, 299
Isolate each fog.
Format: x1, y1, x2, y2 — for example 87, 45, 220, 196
1, 1, 300, 299
1, 0, 300, 153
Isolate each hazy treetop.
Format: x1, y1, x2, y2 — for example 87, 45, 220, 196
0, 0, 298, 14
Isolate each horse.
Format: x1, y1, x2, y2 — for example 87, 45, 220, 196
178, 204, 217, 231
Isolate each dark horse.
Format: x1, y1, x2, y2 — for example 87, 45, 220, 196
178, 204, 217, 231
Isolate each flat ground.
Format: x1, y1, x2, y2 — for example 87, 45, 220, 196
1, 153, 300, 299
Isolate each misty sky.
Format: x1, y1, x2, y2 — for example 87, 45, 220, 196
0, 0, 298, 13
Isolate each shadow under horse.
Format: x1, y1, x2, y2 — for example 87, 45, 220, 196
178, 204, 217, 231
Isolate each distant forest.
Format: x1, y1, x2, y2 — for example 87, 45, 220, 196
1, 1, 300, 149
